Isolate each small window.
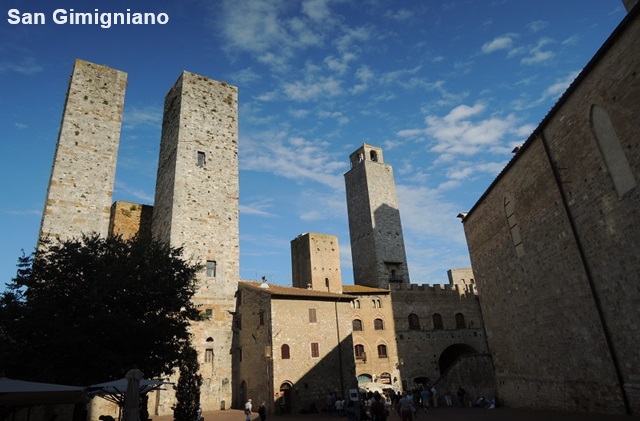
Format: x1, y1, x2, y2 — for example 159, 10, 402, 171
197, 151, 206, 167
281, 344, 290, 359
311, 342, 320, 358
374, 318, 384, 330
309, 308, 317, 323
455, 313, 466, 329
353, 319, 363, 331
377, 345, 388, 358
205, 348, 213, 363
354, 344, 365, 360
433, 313, 443, 330
408, 314, 420, 330
353, 300, 360, 309
206, 260, 216, 277
205, 309, 213, 317
259, 311, 265, 326
234, 315, 242, 331
238, 347, 243, 362
370, 150, 378, 162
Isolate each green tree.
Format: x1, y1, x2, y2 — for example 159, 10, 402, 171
0, 233, 202, 386
173, 343, 202, 421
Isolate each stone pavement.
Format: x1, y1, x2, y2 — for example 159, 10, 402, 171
153, 407, 640, 421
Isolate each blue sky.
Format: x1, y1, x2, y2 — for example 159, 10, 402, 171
0, 0, 627, 290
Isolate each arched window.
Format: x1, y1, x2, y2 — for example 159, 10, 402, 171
374, 318, 384, 330
433, 313, 443, 330
408, 314, 420, 330
455, 313, 466, 329
370, 150, 378, 162
591, 105, 637, 196
354, 344, 366, 360
377, 345, 388, 358
353, 319, 363, 331
353, 299, 361, 309
281, 344, 290, 359
504, 195, 525, 258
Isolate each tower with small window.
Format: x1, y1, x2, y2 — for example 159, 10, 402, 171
151, 71, 239, 410
344, 144, 410, 288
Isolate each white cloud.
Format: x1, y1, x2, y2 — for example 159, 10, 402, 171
527, 20, 549, 32
240, 130, 346, 190
240, 198, 277, 217
123, 106, 162, 129
282, 76, 344, 101
0, 58, 43, 75
302, 0, 331, 22
114, 180, 154, 204
481, 35, 514, 54
385, 8, 414, 22
521, 38, 555, 65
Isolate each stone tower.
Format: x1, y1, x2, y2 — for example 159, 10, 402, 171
291, 232, 343, 293
151, 71, 239, 411
344, 144, 410, 288
39, 59, 127, 243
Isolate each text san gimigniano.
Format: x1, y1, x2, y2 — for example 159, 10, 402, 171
7, 9, 170, 28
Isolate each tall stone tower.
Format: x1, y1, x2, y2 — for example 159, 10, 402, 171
291, 232, 343, 293
152, 71, 239, 411
344, 144, 410, 288
39, 59, 127, 243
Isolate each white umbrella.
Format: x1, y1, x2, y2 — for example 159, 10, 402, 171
122, 369, 143, 421
0, 377, 87, 405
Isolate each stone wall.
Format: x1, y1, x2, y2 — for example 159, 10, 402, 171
151, 71, 240, 413
390, 282, 488, 389
108, 200, 153, 242
462, 6, 640, 415
345, 144, 410, 288
39, 59, 126, 243
291, 233, 343, 293
344, 286, 402, 389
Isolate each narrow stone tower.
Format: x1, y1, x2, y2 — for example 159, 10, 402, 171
39, 59, 127, 243
151, 71, 239, 411
344, 144, 410, 288
291, 232, 343, 293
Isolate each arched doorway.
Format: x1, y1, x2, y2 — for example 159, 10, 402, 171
357, 374, 373, 384
239, 381, 247, 410
438, 344, 478, 374
278, 382, 293, 414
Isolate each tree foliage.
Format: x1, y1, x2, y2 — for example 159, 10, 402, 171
0, 233, 202, 386
173, 343, 202, 421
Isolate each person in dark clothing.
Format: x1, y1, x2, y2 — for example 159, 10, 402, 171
258, 402, 267, 421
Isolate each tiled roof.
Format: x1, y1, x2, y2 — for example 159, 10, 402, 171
239, 281, 356, 300
342, 285, 390, 294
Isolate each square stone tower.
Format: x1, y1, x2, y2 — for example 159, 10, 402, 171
39, 59, 127, 243
291, 232, 343, 293
151, 71, 239, 411
344, 144, 410, 288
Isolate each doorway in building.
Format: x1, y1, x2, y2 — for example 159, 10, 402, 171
239, 381, 247, 410
278, 382, 293, 414
438, 344, 478, 374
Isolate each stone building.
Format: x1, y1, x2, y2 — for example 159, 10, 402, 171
151, 71, 240, 412
344, 144, 410, 288
460, 3, 640, 416
38, 60, 490, 419
343, 144, 490, 392
39, 59, 127, 243
234, 280, 356, 414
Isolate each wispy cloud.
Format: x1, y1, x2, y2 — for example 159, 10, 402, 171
4, 209, 41, 216
123, 106, 162, 129
0, 58, 43, 75
240, 130, 346, 189
240, 198, 277, 217
114, 180, 154, 204
513, 70, 580, 110
527, 20, 549, 33
481, 34, 515, 54
521, 38, 555, 65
